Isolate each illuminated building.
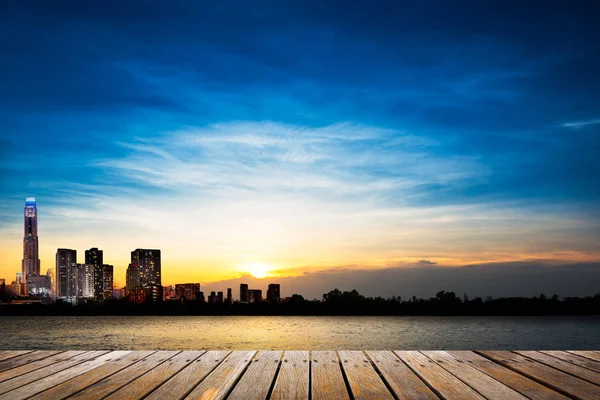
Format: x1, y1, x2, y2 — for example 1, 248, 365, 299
85, 248, 104, 300
102, 264, 114, 300
22, 198, 41, 294
267, 284, 280, 304
240, 283, 249, 303
142, 284, 163, 303
131, 249, 161, 288
26, 275, 52, 296
56, 248, 77, 302
125, 263, 139, 295
76, 264, 94, 298
175, 283, 200, 301
249, 289, 262, 303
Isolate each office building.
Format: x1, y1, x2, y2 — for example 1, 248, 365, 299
267, 283, 280, 304
22, 198, 41, 294
125, 263, 139, 295
85, 248, 104, 300
76, 263, 94, 298
226, 288, 232, 304
131, 249, 161, 288
217, 291, 224, 303
102, 264, 114, 300
26, 275, 52, 296
56, 248, 77, 301
249, 289, 262, 303
240, 283, 249, 303
175, 283, 200, 301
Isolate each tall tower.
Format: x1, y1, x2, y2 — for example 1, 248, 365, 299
56, 248, 77, 301
22, 197, 41, 294
85, 248, 104, 301
131, 249, 161, 287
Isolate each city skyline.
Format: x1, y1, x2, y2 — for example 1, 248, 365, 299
1, 2, 599, 297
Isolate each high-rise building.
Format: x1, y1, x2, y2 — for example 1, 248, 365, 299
267, 283, 280, 304
56, 249, 77, 301
76, 264, 94, 298
102, 264, 114, 300
240, 283, 249, 303
209, 291, 216, 303
175, 283, 200, 301
217, 291, 224, 303
131, 249, 161, 288
226, 288, 232, 304
22, 198, 41, 294
125, 263, 139, 295
249, 289, 262, 303
85, 248, 104, 301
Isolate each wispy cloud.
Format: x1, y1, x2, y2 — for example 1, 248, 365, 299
561, 118, 600, 129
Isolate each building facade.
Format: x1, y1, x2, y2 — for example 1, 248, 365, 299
249, 289, 262, 303
76, 264, 94, 298
175, 283, 200, 301
131, 249, 161, 288
22, 198, 41, 294
56, 248, 77, 301
267, 283, 281, 304
85, 248, 104, 301
102, 264, 114, 300
240, 283, 249, 303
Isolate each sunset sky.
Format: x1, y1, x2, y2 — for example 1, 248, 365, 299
1, 1, 599, 294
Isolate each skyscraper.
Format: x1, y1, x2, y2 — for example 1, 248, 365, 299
267, 284, 281, 304
125, 263, 139, 295
240, 283, 249, 303
85, 248, 104, 301
175, 283, 200, 301
22, 198, 40, 294
102, 264, 114, 300
131, 249, 161, 288
56, 249, 77, 301
226, 288, 232, 304
76, 263, 94, 298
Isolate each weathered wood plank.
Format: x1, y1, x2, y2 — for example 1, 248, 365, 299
338, 350, 394, 400
0, 351, 86, 384
228, 351, 281, 400
270, 351, 310, 400
0, 351, 62, 373
183, 350, 256, 400
0, 351, 103, 396
479, 350, 600, 400
28, 351, 155, 400
567, 351, 600, 363
541, 351, 600, 373
366, 351, 438, 399
67, 351, 179, 400
0, 351, 33, 362
515, 351, 600, 385
104, 351, 205, 400
145, 351, 230, 400
0, 351, 122, 400
423, 351, 527, 399
395, 351, 485, 400
311, 351, 350, 400
449, 351, 568, 400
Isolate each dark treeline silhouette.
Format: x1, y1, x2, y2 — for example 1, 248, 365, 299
1, 289, 599, 316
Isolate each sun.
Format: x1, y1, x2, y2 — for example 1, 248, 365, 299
241, 262, 273, 279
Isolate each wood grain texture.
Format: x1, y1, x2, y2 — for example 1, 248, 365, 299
183, 350, 256, 400
67, 351, 179, 400
227, 351, 282, 400
516, 351, 600, 385
568, 351, 600, 362
541, 351, 600, 373
479, 350, 600, 400
0, 351, 86, 384
28, 351, 156, 400
449, 351, 568, 400
145, 351, 230, 400
311, 351, 350, 400
423, 351, 527, 400
395, 351, 485, 400
105, 351, 205, 400
366, 351, 438, 399
270, 350, 310, 400
0, 351, 104, 396
0, 351, 127, 400
338, 351, 394, 400
0, 351, 62, 373
0, 351, 33, 362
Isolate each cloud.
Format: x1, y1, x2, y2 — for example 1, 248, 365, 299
561, 119, 600, 129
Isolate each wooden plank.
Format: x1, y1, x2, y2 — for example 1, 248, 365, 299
541, 351, 600, 373
0, 351, 104, 396
311, 351, 350, 400
449, 351, 568, 400
104, 351, 205, 400
338, 351, 393, 400
516, 351, 600, 385
366, 351, 438, 399
479, 350, 600, 400
228, 351, 281, 400
0, 351, 86, 384
270, 351, 310, 400
423, 351, 527, 399
28, 351, 156, 400
0, 351, 33, 362
67, 351, 180, 400
0, 351, 62, 373
395, 351, 485, 400
183, 350, 256, 400
568, 351, 600, 363
145, 351, 230, 400
0, 351, 121, 400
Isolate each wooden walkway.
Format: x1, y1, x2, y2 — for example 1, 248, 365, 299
0, 350, 598, 399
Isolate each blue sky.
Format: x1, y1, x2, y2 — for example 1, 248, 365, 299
1, 1, 599, 289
